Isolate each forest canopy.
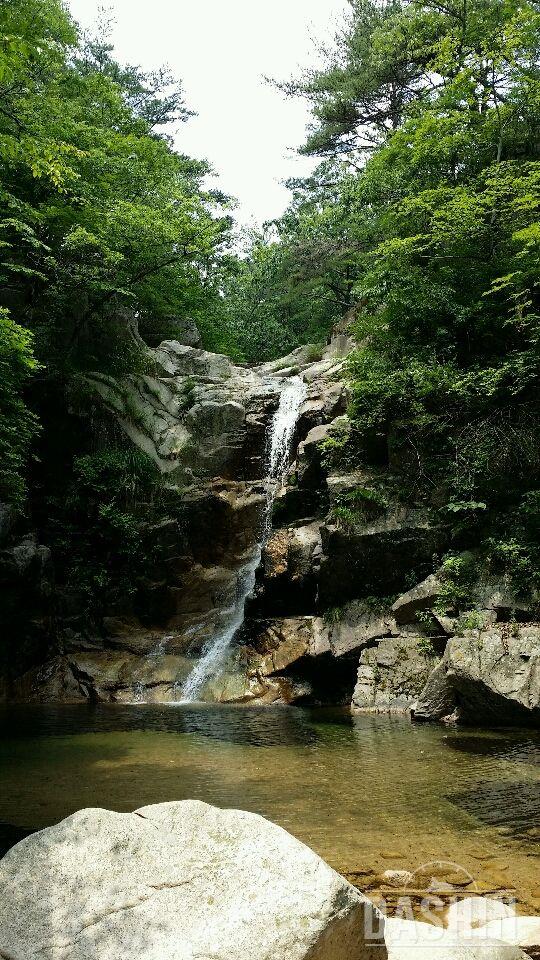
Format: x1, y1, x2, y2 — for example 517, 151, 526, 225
0, 0, 233, 501
1, 0, 539, 592
218, 0, 540, 590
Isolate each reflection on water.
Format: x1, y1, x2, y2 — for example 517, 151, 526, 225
0, 705, 538, 910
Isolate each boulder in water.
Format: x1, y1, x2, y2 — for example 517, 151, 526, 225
445, 897, 516, 933
0, 800, 386, 960
415, 627, 540, 724
471, 916, 540, 955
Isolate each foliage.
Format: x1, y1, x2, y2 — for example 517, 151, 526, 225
330, 483, 388, 528
416, 635, 437, 656
248, 0, 540, 590
47, 445, 163, 616
323, 605, 345, 625
0, 0, 234, 504
435, 552, 477, 613
0, 308, 39, 504
456, 610, 489, 631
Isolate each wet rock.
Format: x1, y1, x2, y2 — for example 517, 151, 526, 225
254, 523, 321, 617
203, 655, 306, 705
12, 650, 192, 703
248, 617, 314, 675
352, 635, 441, 713
0, 800, 386, 960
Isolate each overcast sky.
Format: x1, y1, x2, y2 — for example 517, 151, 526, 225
66, 0, 349, 227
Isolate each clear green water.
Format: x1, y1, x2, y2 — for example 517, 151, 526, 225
0, 705, 538, 910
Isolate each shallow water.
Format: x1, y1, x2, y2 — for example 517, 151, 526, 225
0, 705, 538, 911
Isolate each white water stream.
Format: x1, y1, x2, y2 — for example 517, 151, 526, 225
179, 375, 307, 702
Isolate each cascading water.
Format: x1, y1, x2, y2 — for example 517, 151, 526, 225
180, 375, 307, 702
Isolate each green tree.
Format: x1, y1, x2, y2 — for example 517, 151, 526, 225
248, 0, 540, 587
0, 308, 39, 505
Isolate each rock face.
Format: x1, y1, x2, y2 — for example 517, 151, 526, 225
352, 635, 440, 713
4, 320, 540, 723
0, 800, 386, 960
87, 340, 281, 481
415, 626, 540, 725
318, 511, 445, 609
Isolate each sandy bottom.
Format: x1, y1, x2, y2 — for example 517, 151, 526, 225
0, 704, 538, 918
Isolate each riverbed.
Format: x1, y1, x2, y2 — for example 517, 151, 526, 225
0, 705, 538, 912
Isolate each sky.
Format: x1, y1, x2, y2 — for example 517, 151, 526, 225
66, 0, 349, 227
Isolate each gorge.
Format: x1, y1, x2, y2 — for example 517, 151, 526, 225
1, 0, 540, 955
2, 323, 539, 724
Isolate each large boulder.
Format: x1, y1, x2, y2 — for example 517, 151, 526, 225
321, 601, 397, 658
392, 574, 442, 625
415, 626, 540, 725
445, 897, 517, 934
471, 917, 540, 955
352, 635, 441, 713
0, 800, 386, 960
414, 661, 459, 722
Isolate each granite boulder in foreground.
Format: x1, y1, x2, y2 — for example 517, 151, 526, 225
0, 799, 386, 960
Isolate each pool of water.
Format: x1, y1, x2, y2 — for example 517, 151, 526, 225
0, 704, 538, 911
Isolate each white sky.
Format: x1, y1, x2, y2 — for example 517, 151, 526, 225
66, 0, 349, 227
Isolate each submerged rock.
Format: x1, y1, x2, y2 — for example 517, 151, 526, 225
0, 800, 386, 960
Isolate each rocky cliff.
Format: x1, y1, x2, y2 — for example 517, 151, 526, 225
1, 326, 539, 725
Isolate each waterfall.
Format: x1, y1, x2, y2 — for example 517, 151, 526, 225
180, 376, 306, 702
